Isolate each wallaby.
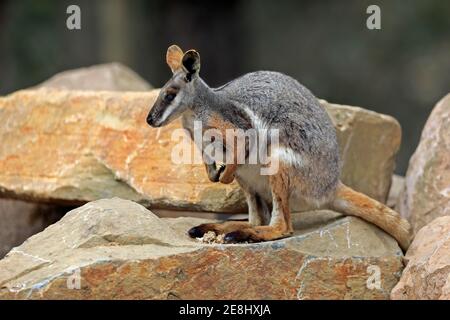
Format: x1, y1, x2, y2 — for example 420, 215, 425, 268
147, 45, 411, 251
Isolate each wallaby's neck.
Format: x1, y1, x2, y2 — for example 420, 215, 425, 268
192, 77, 227, 111
190, 77, 252, 130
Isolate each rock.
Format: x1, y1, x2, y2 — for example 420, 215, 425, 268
0, 89, 400, 212
0, 199, 65, 258
397, 93, 450, 234
0, 65, 153, 255
0, 89, 245, 212
322, 100, 401, 203
0, 198, 404, 300
391, 216, 450, 300
387, 175, 405, 209
36, 63, 152, 91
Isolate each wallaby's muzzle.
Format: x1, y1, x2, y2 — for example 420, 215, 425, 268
147, 93, 167, 127
146, 104, 161, 127
146, 113, 155, 127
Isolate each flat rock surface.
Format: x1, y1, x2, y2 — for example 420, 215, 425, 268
0, 198, 404, 299
0, 89, 401, 212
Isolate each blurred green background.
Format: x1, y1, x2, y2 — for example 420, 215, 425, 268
0, 0, 449, 174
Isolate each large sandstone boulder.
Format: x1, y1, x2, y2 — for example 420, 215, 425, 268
322, 100, 401, 203
391, 216, 450, 300
0, 64, 152, 258
0, 198, 404, 300
0, 64, 153, 257
397, 93, 450, 234
0, 89, 400, 212
0, 199, 65, 258
36, 63, 152, 91
0, 89, 244, 212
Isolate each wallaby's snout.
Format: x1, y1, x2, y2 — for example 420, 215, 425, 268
147, 93, 169, 127
146, 97, 162, 127
146, 106, 158, 127
146, 85, 180, 128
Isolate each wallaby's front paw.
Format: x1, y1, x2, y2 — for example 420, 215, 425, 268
206, 163, 226, 182
217, 163, 236, 184
219, 170, 235, 184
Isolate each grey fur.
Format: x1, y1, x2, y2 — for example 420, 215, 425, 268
148, 66, 340, 212
187, 72, 340, 204
148, 51, 411, 248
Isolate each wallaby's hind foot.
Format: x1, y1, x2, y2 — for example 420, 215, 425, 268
223, 226, 293, 243
188, 220, 250, 238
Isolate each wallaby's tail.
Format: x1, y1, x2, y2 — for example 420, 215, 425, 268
331, 182, 411, 251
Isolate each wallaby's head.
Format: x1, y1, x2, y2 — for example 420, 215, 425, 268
147, 45, 201, 127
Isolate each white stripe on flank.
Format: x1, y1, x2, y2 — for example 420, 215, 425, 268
235, 102, 306, 168
272, 146, 307, 168
236, 102, 270, 130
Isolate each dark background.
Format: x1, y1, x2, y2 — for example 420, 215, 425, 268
0, 0, 449, 174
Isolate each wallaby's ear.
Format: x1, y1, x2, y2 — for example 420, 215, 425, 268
182, 50, 200, 80
166, 45, 184, 73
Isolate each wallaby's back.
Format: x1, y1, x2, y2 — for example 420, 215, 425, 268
215, 71, 341, 201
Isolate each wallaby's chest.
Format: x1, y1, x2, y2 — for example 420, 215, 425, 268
236, 165, 272, 203
181, 111, 212, 134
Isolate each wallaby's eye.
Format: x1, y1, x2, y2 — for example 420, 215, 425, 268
165, 93, 176, 102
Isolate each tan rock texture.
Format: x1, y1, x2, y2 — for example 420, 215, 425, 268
387, 175, 405, 209
0, 198, 404, 300
0, 89, 245, 212
322, 100, 401, 203
391, 216, 450, 300
397, 93, 450, 234
0, 199, 65, 258
36, 63, 152, 91
0, 90, 400, 212
0, 64, 152, 259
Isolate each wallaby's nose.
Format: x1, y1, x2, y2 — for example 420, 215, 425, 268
146, 113, 155, 127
